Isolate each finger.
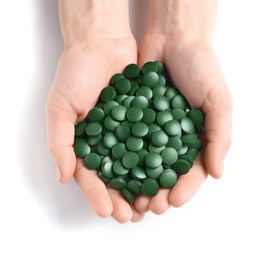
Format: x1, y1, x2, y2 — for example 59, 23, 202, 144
169, 155, 208, 207
203, 87, 233, 178
130, 205, 145, 223
138, 37, 164, 68
108, 189, 133, 223
74, 159, 113, 218
134, 195, 150, 213
149, 188, 171, 215
46, 98, 77, 183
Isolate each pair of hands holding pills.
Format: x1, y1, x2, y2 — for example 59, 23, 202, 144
46, 0, 232, 223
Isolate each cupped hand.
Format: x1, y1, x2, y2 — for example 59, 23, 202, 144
135, 33, 232, 214
45, 31, 146, 223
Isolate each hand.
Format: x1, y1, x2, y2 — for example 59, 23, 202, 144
135, 0, 232, 214
46, 0, 144, 223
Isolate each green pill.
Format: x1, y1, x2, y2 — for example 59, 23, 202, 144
142, 108, 156, 124
166, 137, 183, 151
111, 105, 127, 121
181, 117, 195, 134
100, 86, 117, 102
122, 95, 135, 108
161, 147, 178, 165
146, 165, 163, 179
85, 122, 102, 136
104, 116, 120, 131
164, 120, 181, 136
84, 153, 101, 170
103, 132, 118, 149
142, 61, 158, 74
143, 71, 159, 87
104, 100, 119, 115
128, 80, 139, 95
110, 73, 125, 86
74, 141, 91, 158
171, 94, 189, 110
97, 142, 111, 156
159, 169, 177, 188
136, 86, 153, 100
115, 78, 131, 94
131, 96, 149, 109
171, 108, 186, 121
145, 152, 162, 168
101, 161, 115, 179
75, 121, 87, 137
172, 159, 191, 174
87, 134, 102, 146
124, 63, 140, 79
127, 180, 142, 195
142, 178, 159, 197
115, 125, 130, 142
153, 95, 170, 111
137, 149, 148, 166
112, 143, 127, 160
181, 133, 198, 145
126, 136, 143, 151
131, 166, 147, 181
126, 106, 143, 122
88, 107, 105, 123
151, 130, 169, 147
165, 87, 179, 100
109, 177, 126, 190
188, 108, 204, 125
113, 160, 129, 176
122, 152, 139, 169
156, 111, 173, 126
121, 188, 135, 204
131, 122, 149, 137
153, 86, 167, 97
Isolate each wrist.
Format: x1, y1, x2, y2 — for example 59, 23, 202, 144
146, 0, 217, 44
59, 0, 132, 47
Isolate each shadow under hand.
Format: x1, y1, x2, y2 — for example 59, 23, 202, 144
18, 0, 106, 229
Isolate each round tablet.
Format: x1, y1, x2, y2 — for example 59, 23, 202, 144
109, 177, 126, 190
136, 86, 153, 100
171, 94, 189, 110
131, 122, 149, 137
164, 120, 182, 136
161, 147, 178, 165
112, 143, 127, 160
142, 178, 159, 197
88, 107, 105, 122
111, 105, 127, 121
100, 86, 117, 102
142, 61, 158, 74
188, 108, 204, 125
126, 136, 143, 151
85, 122, 102, 136
75, 121, 87, 137
131, 96, 149, 109
126, 106, 143, 122
151, 130, 169, 147
115, 78, 131, 94
74, 141, 91, 158
143, 71, 159, 87
84, 153, 101, 170
181, 117, 195, 134
113, 160, 129, 176
142, 108, 156, 124
127, 180, 142, 195
166, 137, 182, 151
145, 152, 162, 168
156, 111, 173, 126
115, 125, 130, 142
153, 95, 170, 111
131, 166, 147, 181
103, 132, 118, 149
124, 63, 140, 79
121, 188, 135, 204
122, 152, 139, 169
172, 159, 191, 174
159, 169, 177, 188
110, 73, 125, 86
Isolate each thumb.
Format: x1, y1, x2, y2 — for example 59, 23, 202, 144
203, 89, 233, 178
45, 91, 77, 183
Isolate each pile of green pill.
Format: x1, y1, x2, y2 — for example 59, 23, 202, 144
74, 61, 204, 203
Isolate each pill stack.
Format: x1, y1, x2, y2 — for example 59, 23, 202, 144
74, 61, 204, 203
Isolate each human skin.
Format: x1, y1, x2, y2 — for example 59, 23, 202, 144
46, 0, 232, 222
134, 0, 233, 214
45, 0, 144, 223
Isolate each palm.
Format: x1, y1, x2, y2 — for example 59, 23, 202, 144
135, 34, 232, 213
46, 35, 144, 222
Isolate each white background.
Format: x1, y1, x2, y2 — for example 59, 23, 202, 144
1, 1, 280, 259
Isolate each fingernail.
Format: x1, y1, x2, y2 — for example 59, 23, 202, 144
56, 166, 62, 182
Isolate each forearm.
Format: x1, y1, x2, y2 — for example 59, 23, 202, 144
59, 0, 131, 47
147, 0, 217, 43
